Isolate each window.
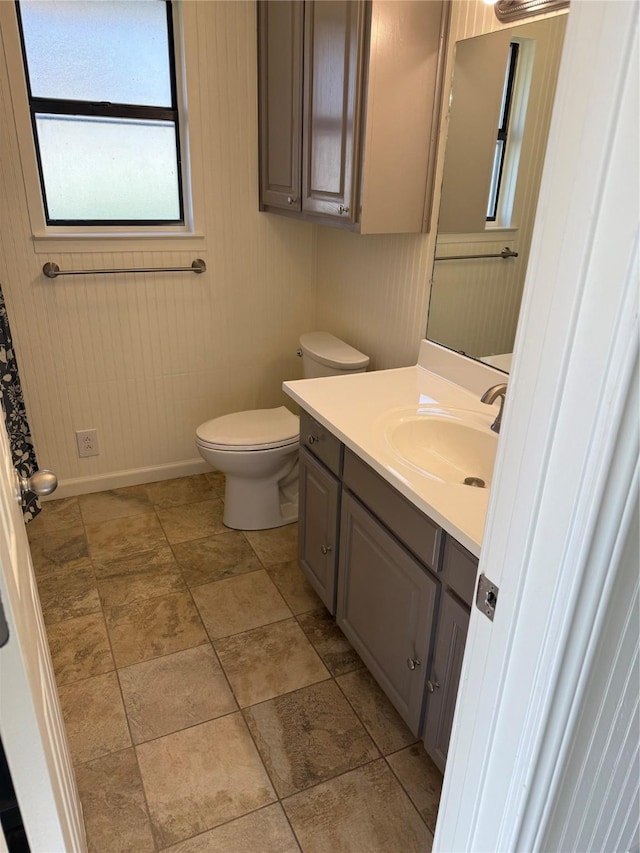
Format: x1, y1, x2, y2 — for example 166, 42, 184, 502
486, 42, 519, 222
15, 0, 183, 225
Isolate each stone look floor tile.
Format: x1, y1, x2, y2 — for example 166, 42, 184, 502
337, 668, 418, 754
95, 546, 186, 608
267, 560, 321, 614
145, 475, 216, 509
160, 803, 300, 853
297, 608, 363, 677
244, 524, 298, 567
387, 744, 443, 833
172, 532, 262, 587
119, 646, 237, 744
28, 526, 91, 576
37, 567, 101, 625
27, 497, 82, 536
105, 592, 208, 668
214, 618, 329, 707
58, 672, 131, 764
85, 513, 167, 562
47, 612, 114, 685
204, 471, 226, 499
136, 713, 276, 848
75, 748, 155, 853
157, 500, 225, 544
192, 570, 291, 640
79, 486, 154, 524
244, 680, 379, 797
283, 759, 433, 853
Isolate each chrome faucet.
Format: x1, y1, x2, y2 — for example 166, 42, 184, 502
481, 383, 508, 433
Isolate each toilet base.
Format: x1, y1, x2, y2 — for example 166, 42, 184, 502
222, 469, 298, 530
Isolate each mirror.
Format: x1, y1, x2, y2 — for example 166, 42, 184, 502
427, 14, 568, 373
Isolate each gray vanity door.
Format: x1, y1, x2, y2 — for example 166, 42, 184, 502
337, 492, 438, 735
298, 448, 340, 613
422, 591, 470, 772
301, 0, 364, 222
257, 1, 304, 211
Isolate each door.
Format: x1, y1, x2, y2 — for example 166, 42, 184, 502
0, 420, 86, 850
301, 0, 364, 221
257, 0, 304, 211
337, 491, 438, 735
298, 448, 340, 613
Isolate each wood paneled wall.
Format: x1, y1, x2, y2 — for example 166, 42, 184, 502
0, 2, 316, 492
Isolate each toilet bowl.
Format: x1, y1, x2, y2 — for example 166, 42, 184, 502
196, 407, 299, 530
196, 333, 369, 530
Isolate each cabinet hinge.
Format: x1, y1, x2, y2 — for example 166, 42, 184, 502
476, 574, 499, 621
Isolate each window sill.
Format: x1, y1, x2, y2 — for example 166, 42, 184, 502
31, 229, 206, 255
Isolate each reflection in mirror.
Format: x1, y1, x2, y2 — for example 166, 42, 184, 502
427, 14, 567, 373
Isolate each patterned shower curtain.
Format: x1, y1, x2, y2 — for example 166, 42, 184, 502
0, 284, 40, 521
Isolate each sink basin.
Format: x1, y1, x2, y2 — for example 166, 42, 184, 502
384, 410, 498, 485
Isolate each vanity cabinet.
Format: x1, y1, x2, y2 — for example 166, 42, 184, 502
297, 407, 478, 766
257, 0, 449, 234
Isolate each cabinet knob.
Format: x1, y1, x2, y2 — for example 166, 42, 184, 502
287, 196, 297, 205
426, 679, 440, 693
307, 434, 318, 445
321, 545, 332, 555
407, 657, 421, 671
338, 205, 350, 215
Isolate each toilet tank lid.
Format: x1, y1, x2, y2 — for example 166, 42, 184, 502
299, 332, 370, 370
196, 407, 299, 448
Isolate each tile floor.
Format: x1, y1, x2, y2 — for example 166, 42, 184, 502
28, 473, 443, 852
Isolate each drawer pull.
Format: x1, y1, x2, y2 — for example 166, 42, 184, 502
407, 657, 421, 671
426, 679, 440, 692
307, 434, 319, 445
321, 545, 332, 555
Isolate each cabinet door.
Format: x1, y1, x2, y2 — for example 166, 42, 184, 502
422, 591, 470, 772
301, 0, 364, 221
337, 492, 438, 735
298, 448, 340, 613
257, 1, 304, 211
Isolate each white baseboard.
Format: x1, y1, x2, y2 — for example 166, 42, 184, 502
44, 458, 212, 500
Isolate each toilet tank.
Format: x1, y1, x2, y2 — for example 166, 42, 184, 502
299, 332, 370, 378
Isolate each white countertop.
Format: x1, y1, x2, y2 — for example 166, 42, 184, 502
284, 342, 504, 558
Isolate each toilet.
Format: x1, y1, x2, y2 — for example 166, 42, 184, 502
195, 332, 370, 530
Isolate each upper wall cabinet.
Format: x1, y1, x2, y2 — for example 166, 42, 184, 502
257, 0, 449, 235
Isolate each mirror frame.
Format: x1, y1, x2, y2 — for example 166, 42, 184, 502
495, 0, 570, 23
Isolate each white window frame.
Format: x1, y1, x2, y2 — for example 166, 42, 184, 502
0, 0, 205, 253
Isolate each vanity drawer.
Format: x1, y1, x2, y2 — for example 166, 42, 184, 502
442, 536, 478, 608
299, 410, 343, 476
343, 449, 441, 571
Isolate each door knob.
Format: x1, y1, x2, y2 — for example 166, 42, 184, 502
407, 657, 421, 671
321, 545, 332, 555
15, 468, 58, 501
426, 679, 440, 693
338, 205, 350, 215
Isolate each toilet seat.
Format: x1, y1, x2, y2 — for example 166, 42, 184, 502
196, 406, 299, 452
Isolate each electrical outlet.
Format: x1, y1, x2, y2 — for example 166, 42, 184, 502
76, 429, 99, 458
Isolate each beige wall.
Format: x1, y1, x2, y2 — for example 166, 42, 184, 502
0, 1, 316, 491
314, 0, 568, 370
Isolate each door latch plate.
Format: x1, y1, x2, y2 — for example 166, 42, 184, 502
476, 574, 499, 621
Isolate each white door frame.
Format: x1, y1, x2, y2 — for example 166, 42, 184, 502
435, 1, 639, 850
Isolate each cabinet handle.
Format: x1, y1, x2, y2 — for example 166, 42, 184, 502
338, 205, 350, 215
407, 657, 421, 671
307, 434, 318, 445
426, 679, 440, 692
321, 545, 332, 555
287, 196, 297, 205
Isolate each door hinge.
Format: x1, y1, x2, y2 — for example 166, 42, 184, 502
476, 574, 499, 621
